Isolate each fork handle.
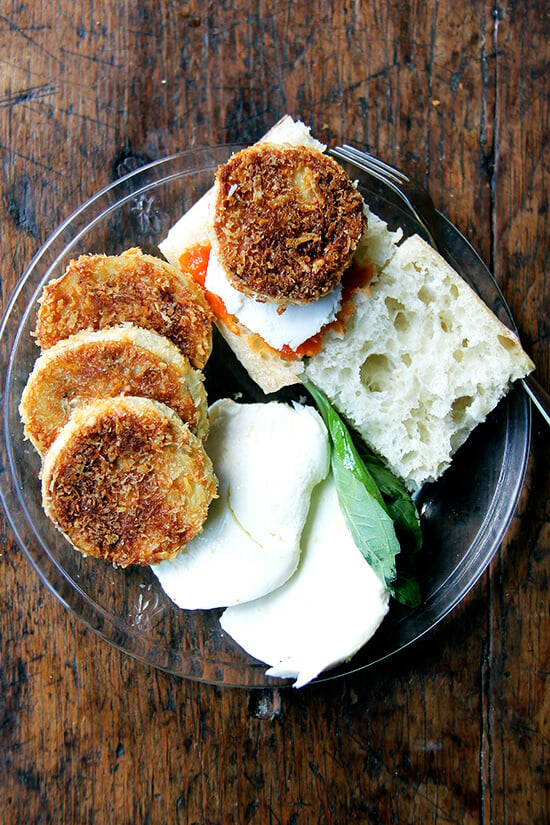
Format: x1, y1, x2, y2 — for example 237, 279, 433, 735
521, 374, 550, 427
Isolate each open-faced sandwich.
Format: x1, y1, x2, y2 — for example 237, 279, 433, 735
160, 115, 534, 492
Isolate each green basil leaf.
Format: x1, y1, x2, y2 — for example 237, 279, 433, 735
331, 455, 400, 589
356, 442, 423, 554
390, 569, 422, 608
308, 386, 386, 507
304, 381, 422, 608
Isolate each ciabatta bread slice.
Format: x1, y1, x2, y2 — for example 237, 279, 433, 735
304, 234, 534, 489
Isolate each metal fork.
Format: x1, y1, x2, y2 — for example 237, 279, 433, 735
331, 144, 441, 249
330, 144, 550, 427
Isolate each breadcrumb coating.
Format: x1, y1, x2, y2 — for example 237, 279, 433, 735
34, 247, 212, 369
20, 325, 208, 456
212, 144, 367, 306
41, 396, 217, 567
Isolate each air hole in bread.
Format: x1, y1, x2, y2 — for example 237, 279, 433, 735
384, 296, 410, 332
403, 418, 414, 438
453, 349, 464, 363
417, 419, 430, 443
360, 353, 391, 393
405, 410, 429, 443
394, 311, 409, 332
418, 285, 436, 304
498, 333, 519, 353
385, 296, 406, 314
401, 353, 412, 366
439, 311, 453, 333
451, 395, 473, 424
401, 449, 416, 467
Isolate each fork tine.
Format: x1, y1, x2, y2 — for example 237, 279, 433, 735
330, 146, 401, 189
330, 144, 439, 250
340, 145, 409, 186
332, 145, 405, 186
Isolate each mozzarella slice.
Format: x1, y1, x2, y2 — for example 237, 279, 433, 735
151, 399, 329, 609
205, 251, 343, 350
220, 475, 390, 688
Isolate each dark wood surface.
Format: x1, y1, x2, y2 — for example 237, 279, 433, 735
1, 2, 548, 823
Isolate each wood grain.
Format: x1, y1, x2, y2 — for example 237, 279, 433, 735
0, 1, 548, 823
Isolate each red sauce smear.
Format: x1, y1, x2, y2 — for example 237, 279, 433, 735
180, 243, 376, 359
179, 242, 241, 335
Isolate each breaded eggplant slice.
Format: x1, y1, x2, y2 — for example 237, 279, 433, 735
20, 324, 208, 456
41, 396, 217, 567
34, 247, 212, 369
211, 143, 367, 306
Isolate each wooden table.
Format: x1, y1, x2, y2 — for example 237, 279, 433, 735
1, 2, 548, 823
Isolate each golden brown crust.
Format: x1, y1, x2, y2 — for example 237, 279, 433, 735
212, 144, 366, 306
34, 247, 213, 369
20, 325, 208, 456
41, 396, 217, 567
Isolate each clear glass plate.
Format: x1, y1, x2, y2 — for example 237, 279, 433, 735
0, 147, 531, 687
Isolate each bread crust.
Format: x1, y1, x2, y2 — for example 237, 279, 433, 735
212, 144, 366, 306
214, 317, 304, 394
20, 324, 208, 456
34, 247, 213, 369
41, 396, 217, 567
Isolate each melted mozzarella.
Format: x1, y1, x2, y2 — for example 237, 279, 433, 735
220, 475, 390, 688
151, 399, 329, 610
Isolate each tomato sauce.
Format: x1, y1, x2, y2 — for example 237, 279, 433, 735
179, 242, 241, 335
179, 243, 376, 359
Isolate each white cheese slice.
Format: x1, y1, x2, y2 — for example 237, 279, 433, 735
205, 250, 343, 350
151, 399, 329, 609
220, 475, 390, 688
